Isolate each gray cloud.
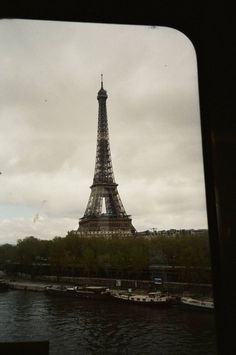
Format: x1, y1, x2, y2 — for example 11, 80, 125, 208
0, 20, 207, 243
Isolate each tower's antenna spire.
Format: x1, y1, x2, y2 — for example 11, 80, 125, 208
101, 73, 103, 89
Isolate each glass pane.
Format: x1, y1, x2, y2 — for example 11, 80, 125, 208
0, 20, 216, 355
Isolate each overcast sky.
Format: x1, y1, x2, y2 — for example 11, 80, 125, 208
0, 19, 208, 244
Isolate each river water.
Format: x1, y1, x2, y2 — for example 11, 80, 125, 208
0, 290, 217, 354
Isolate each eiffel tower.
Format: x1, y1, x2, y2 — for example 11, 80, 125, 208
78, 76, 136, 236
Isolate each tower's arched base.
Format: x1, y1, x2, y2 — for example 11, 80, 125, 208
77, 215, 136, 237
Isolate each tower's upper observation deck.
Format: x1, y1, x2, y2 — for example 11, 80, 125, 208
97, 74, 108, 99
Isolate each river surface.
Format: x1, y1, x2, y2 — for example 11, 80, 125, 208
0, 290, 217, 354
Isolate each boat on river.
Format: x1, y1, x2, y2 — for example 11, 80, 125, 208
44, 285, 110, 299
180, 297, 214, 311
109, 290, 172, 306
44, 284, 68, 296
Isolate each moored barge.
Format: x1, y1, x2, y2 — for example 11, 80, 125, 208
44, 285, 110, 299
109, 290, 172, 306
180, 297, 214, 311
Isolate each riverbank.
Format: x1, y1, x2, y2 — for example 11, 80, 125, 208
1, 278, 215, 314
1, 274, 213, 299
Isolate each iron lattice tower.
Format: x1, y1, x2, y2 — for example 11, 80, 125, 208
78, 76, 136, 236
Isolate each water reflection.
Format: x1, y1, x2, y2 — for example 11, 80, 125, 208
0, 291, 216, 355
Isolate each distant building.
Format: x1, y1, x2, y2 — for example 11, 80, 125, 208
137, 229, 208, 238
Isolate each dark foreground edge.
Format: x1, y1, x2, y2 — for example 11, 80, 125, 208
0, 341, 49, 355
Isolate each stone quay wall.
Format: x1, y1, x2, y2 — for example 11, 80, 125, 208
11, 272, 213, 295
